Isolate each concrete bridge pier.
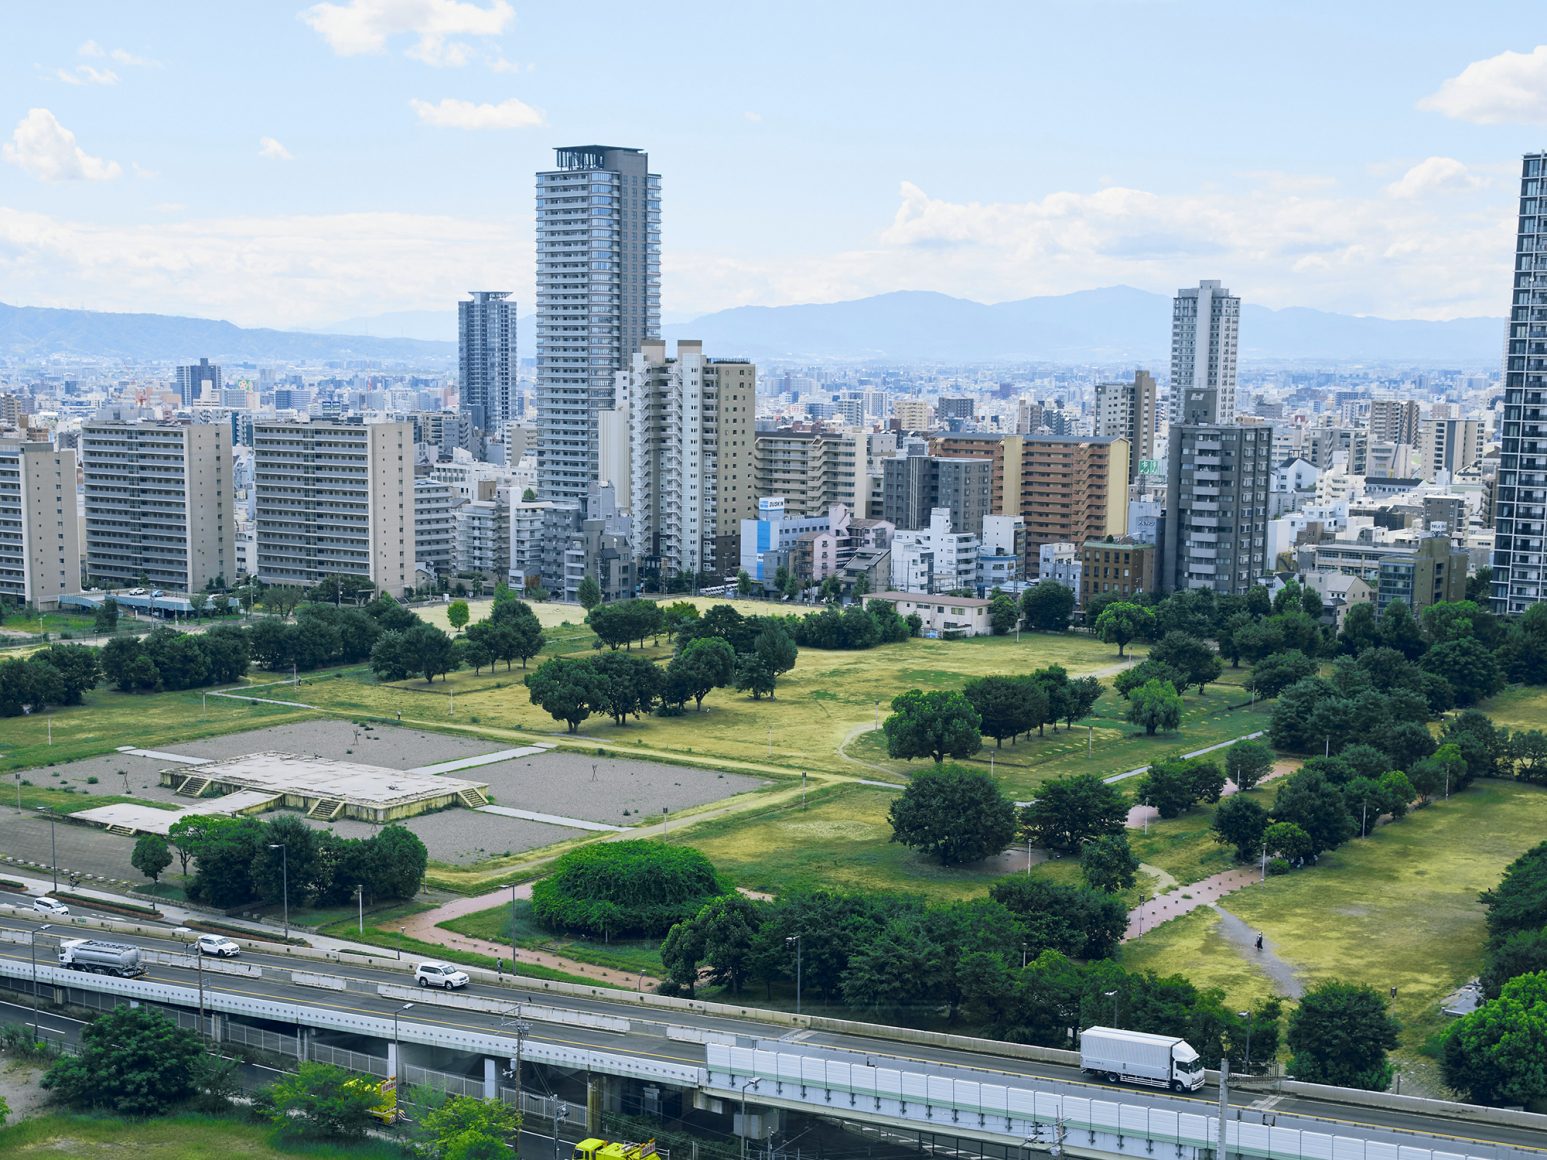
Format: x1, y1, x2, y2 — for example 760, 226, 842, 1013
484, 1057, 498, 1099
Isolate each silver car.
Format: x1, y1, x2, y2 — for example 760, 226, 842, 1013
195, 934, 240, 958
415, 961, 469, 990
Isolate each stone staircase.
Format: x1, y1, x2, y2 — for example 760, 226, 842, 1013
306, 798, 345, 821
456, 787, 489, 809
176, 774, 213, 798
106, 823, 137, 837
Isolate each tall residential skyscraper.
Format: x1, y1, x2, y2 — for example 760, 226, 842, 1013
1494, 151, 1547, 612
1163, 424, 1271, 595
536, 146, 660, 501
82, 421, 235, 593
1170, 281, 1240, 425
1369, 398, 1421, 445
458, 291, 518, 433
0, 439, 79, 609
175, 358, 221, 407
1094, 370, 1157, 480
1416, 417, 1484, 482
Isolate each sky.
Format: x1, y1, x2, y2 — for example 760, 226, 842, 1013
3, 1, 1547, 331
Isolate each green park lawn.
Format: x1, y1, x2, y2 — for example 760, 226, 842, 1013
0, 1113, 415, 1158
1473, 683, 1547, 731
1129, 780, 1286, 886
1125, 779, 1547, 1063
440, 893, 666, 977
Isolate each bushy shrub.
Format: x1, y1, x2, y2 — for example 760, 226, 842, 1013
531, 840, 723, 939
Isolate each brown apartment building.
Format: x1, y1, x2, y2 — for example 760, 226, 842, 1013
929, 433, 1129, 576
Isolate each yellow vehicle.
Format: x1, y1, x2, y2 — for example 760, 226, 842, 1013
574, 1138, 657, 1160
345, 1075, 399, 1124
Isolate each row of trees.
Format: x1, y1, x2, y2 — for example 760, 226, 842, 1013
0, 643, 103, 716
165, 812, 428, 909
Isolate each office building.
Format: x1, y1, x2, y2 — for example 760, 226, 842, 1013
754, 428, 868, 517
0, 439, 79, 609
1170, 280, 1240, 425
1094, 371, 1157, 479
1369, 398, 1421, 445
936, 396, 975, 420
458, 291, 518, 433
536, 146, 659, 501
1163, 424, 1271, 594
880, 447, 993, 534
1080, 537, 1158, 606
253, 421, 414, 595
176, 358, 221, 408
1416, 418, 1484, 482
626, 340, 756, 580
81, 421, 235, 593
1378, 533, 1468, 614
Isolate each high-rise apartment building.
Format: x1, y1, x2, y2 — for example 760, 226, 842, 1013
413, 476, 461, 576
0, 439, 79, 609
1170, 281, 1240, 425
754, 429, 868, 517
81, 421, 235, 593
1369, 398, 1421, 445
458, 291, 518, 433
1494, 152, 1547, 611
1163, 424, 1271, 594
1416, 417, 1484, 482
627, 340, 756, 579
880, 449, 993, 535
253, 421, 414, 595
1094, 370, 1157, 479
176, 358, 221, 408
535, 146, 660, 501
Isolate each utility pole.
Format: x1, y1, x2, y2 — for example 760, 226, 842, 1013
267, 843, 289, 940
29, 924, 51, 1039
1217, 1058, 1230, 1160
357, 883, 365, 933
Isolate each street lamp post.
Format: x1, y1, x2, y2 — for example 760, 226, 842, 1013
739, 1078, 762, 1160
1103, 989, 1118, 1027
510, 882, 519, 977
268, 843, 289, 941
37, 806, 57, 892
29, 924, 50, 1039
1238, 1010, 1253, 1075
785, 935, 802, 1016
392, 1002, 414, 1090
357, 883, 364, 934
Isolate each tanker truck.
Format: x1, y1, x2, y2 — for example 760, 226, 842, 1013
57, 939, 146, 978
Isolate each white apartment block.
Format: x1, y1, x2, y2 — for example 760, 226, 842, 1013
253, 421, 414, 595
0, 440, 79, 610
889, 508, 979, 594
81, 421, 235, 594
1170, 280, 1240, 425
1037, 542, 1082, 591
1416, 418, 1484, 482
413, 476, 462, 576
1094, 371, 1156, 479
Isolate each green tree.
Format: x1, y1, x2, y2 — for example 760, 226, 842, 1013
1213, 795, 1270, 862
1126, 678, 1182, 735
1020, 580, 1077, 632
733, 654, 776, 700
264, 1062, 381, 1139
1247, 649, 1318, 699
1271, 768, 1355, 854
888, 765, 1016, 865
368, 824, 429, 900
1226, 738, 1275, 791
590, 651, 660, 724
1482, 841, 1547, 945
531, 840, 722, 939
1020, 773, 1128, 853
1443, 970, 1547, 1107
1136, 758, 1222, 819
987, 592, 1020, 635
1287, 981, 1401, 1090
754, 625, 798, 679
131, 833, 172, 883
736, 569, 754, 597
963, 674, 1043, 747
991, 876, 1128, 959
1094, 601, 1155, 657
1482, 929, 1547, 999
1377, 599, 1428, 660
41, 1005, 203, 1116
446, 598, 470, 632
1080, 832, 1139, 892
93, 596, 119, 633
1512, 730, 1547, 784
577, 575, 603, 611
884, 688, 984, 763
526, 656, 603, 731
423, 1095, 524, 1159
1421, 637, 1504, 706
662, 636, 737, 710
1113, 657, 1186, 700
1150, 631, 1224, 694
1262, 820, 1313, 863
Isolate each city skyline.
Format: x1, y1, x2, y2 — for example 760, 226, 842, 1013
3, 4, 1547, 330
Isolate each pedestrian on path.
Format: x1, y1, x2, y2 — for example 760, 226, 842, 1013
1255, 933, 1263, 951
497, 957, 504, 980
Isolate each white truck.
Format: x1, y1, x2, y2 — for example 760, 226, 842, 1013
57, 939, 146, 978
1079, 1026, 1205, 1092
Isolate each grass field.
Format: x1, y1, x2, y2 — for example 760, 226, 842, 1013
1474, 684, 1547, 732
1129, 781, 1285, 886
0, 1113, 414, 1158
1127, 779, 1547, 1073
440, 894, 666, 976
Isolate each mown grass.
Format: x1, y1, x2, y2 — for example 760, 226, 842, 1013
1119, 906, 1283, 1009
0, 1112, 416, 1158
1473, 683, 1547, 731
1129, 781, 1285, 886
440, 895, 665, 977
9, 784, 182, 816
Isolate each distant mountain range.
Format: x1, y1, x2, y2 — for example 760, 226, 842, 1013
0, 286, 1508, 366
0, 301, 454, 363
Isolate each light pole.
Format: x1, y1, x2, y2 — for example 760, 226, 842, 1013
1260, 841, 1268, 883
37, 806, 58, 892
393, 1002, 414, 1089
268, 843, 289, 941
785, 934, 802, 1015
1238, 1010, 1253, 1075
739, 1077, 762, 1160
29, 924, 51, 1039
357, 883, 364, 934
1103, 988, 1118, 1027
510, 882, 519, 977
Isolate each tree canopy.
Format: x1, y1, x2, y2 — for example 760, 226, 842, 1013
888, 765, 1017, 865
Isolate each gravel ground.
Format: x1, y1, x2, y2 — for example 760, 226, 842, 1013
472, 751, 766, 826
299, 810, 589, 864
10, 752, 181, 803
4, 813, 138, 883
0, 1059, 49, 1125
172, 720, 502, 768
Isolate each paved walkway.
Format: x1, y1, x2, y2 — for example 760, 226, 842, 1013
1213, 905, 1306, 998
409, 746, 551, 775
476, 805, 626, 833
1123, 864, 1263, 940
387, 883, 658, 989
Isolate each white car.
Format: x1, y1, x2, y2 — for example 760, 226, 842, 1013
33, 897, 69, 916
415, 961, 469, 990
127, 587, 147, 596
195, 935, 240, 958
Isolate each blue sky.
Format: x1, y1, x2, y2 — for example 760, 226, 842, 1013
2, 1, 1546, 329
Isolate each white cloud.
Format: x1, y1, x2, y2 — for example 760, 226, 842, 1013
300, 0, 513, 66
1386, 157, 1483, 199
1420, 45, 1547, 123
2, 109, 121, 182
56, 64, 119, 86
259, 136, 295, 161
0, 206, 531, 329
409, 96, 541, 128
78, 40, 160, 69
743, 111, 763, 124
